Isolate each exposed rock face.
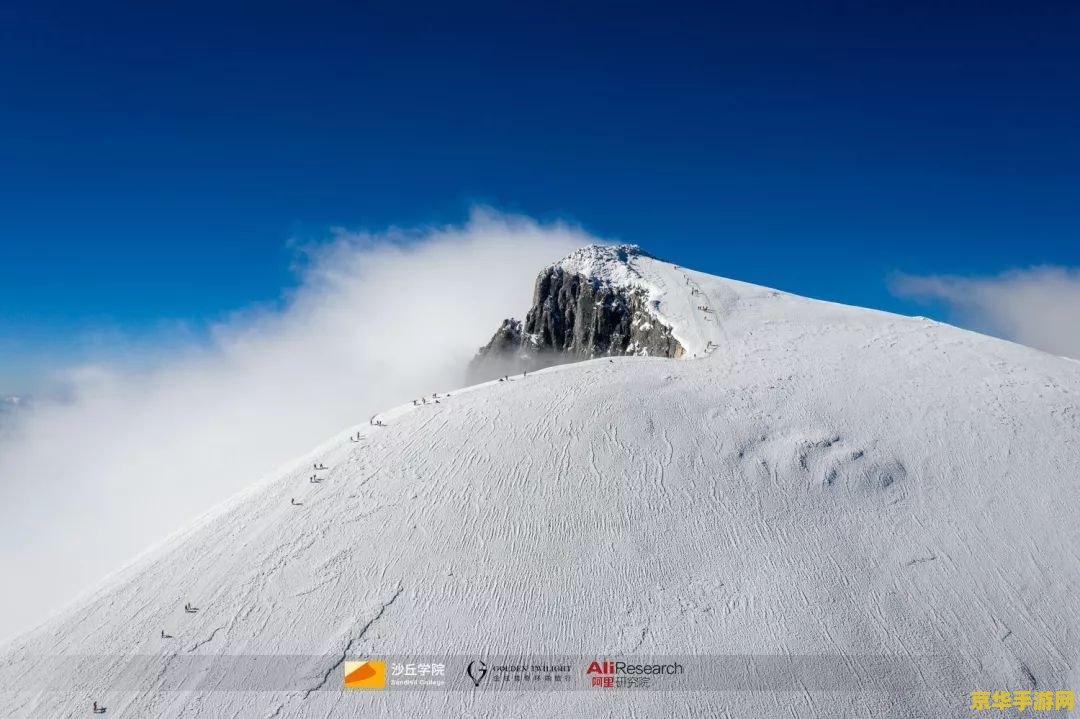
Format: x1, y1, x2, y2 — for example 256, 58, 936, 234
467, 246, 684, 384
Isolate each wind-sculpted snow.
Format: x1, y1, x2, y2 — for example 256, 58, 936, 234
2, 260, 1080, 718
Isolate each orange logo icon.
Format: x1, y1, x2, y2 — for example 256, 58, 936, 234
343, 660, 387, 689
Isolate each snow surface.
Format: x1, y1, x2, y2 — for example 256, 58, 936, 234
3, 248, 1080, 718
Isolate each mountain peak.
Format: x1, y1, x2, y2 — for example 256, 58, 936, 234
550, 244, 657, 287
467, 245, 690, 382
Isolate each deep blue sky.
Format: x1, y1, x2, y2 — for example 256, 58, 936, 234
1, 0, 1078, 390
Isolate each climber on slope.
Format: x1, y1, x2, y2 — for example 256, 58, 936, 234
93, 701, 106, 714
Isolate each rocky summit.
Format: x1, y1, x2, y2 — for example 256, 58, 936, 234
468, 245, 685, 383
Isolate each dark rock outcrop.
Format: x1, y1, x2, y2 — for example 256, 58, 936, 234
467, 248, 684, 384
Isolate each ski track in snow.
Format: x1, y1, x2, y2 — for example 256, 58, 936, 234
2, 250, 1080, 717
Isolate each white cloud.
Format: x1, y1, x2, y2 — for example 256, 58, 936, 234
0, 209, 592, 642
891, 266, 1080, 359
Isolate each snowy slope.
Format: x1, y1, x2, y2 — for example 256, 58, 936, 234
3, 248, 1080, 718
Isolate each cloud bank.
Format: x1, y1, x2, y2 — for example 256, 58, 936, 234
891, 266, 1080, 360
0, 210, 591, 642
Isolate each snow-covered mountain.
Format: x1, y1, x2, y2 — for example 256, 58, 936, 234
3, 247, 1079, 718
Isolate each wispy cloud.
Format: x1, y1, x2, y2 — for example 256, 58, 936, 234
891, 266, 1080, 359
0, 209, 592, 642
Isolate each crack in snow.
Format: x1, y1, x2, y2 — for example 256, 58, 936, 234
186, 625, 225, 653
302, 584, 404, 700
904, 553, 938, 568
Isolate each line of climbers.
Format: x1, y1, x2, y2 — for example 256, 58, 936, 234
302, 387, 466, 513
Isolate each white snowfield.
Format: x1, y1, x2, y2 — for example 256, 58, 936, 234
3, 247, 1080, 718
